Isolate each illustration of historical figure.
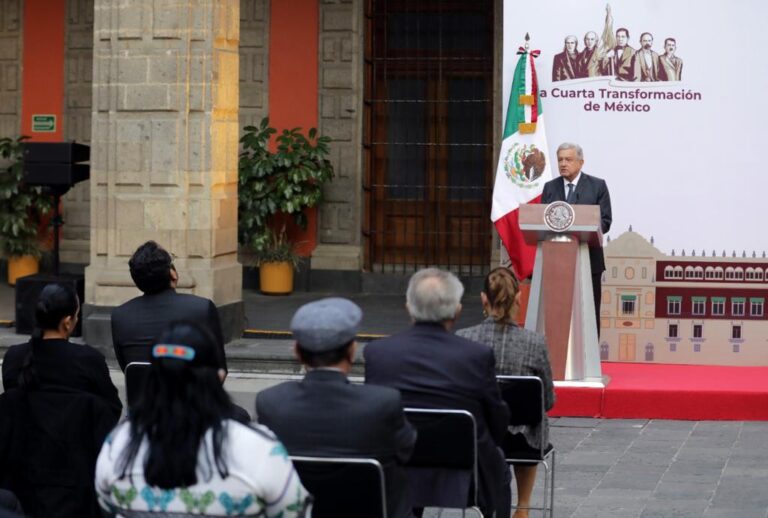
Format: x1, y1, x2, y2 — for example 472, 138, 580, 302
658, 37, 683, 81
556, 4, 687, 83
552, 35, 580, 81
603, 27, 635, 80
576, 4, 615, 78
632, 32, 662, 81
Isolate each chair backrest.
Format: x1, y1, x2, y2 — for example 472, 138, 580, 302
125, 361, 151, 410
496, 375, 545, 427
403, 408, 479, 506
289, 456, 387, 518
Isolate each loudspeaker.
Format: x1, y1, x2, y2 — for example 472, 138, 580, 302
22, 142, 90, 164
23, 163, 90, 187
15, 274, 85, 336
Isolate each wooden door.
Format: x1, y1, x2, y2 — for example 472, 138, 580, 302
364, 0, 494, 271
619, 334, 637, 361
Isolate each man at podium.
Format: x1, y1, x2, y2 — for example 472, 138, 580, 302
541, 143, 612, 334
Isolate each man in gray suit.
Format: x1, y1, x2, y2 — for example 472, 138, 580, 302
541, 143, 612, 334
256, 298, 417, 518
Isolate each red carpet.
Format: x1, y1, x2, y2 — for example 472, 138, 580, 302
549, 362, 768, 420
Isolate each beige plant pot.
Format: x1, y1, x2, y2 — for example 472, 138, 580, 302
7, 255, 39, 285
259, 261, 294, 295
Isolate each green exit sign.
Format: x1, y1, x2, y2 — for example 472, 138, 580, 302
32, 114, 56, 132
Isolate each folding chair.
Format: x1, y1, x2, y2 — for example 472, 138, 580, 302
497, 375, 555, 517
289, 456, 387, 518
124, 361, 151, 411
403, 408, 483, 517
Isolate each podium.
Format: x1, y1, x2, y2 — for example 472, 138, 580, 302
519, 202, 603, 382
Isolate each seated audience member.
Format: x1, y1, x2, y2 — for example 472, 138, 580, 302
0, 285, 120, 517
111, 240, 227, 374
256, 298, 417, 518
0, 489, 24, 518
364, 268, 511, 517
95, 321, 309, 517
456, 267, 555, 518
1, 283, 122, 418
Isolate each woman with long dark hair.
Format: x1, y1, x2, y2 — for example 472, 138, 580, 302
95, 321, 309, 517
456, 267, 555, 518
1, 282, 121, 416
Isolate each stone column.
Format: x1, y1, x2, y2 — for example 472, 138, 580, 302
84, 0, 243, 345
313, 0, 363, 272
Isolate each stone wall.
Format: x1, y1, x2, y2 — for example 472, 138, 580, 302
61, 0, 95, 265
0, 0, 21, 138
239, 0, 269, 134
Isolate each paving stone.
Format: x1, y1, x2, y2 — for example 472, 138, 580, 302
652, 481, 716, 501
570, 503, 644, 518
703, 507, 768, 518
640, 498, 710, 517
597, 419, 649, 429
644, 419, 696, 431
598, 472, 663, 491
554, 417, 601, 428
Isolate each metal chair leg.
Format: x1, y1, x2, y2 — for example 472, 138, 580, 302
549, 451, 556, 518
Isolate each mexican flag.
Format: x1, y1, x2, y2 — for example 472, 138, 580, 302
492, 43, 552, 279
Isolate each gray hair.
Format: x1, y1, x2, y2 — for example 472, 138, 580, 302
557, 142, 584, 160
406, 268, 464, 323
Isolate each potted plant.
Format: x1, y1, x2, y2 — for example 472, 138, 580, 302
238, 118, 334, 294
0, 136, 52, 285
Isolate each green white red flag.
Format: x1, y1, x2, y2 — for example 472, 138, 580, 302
492, 40, 552, 279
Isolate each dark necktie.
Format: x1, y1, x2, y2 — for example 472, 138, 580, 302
566, 183, 575, 203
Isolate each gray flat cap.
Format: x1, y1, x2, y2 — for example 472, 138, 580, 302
290, 297, 362, 352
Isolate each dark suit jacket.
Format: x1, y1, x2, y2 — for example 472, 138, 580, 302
363, 323, 510, 516
541, 172, 612, 273
0, 387, 119, 518
256, 369, 417, 518
2, 339, 122, 419
110, 288, 226, 372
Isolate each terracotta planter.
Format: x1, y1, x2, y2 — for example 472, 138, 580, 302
259, 261, 294, 295
7, 255, 39, 285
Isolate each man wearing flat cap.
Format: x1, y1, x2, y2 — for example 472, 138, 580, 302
255, 298, 417, 518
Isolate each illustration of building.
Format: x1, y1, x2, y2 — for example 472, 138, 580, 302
600, 231, 768, 366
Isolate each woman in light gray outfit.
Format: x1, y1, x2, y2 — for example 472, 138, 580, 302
456, 266, 555, 518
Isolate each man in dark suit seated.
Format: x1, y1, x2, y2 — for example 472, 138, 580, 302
111, 241, 227, 374
256, 298, 417, 518
364, 268, 511, 517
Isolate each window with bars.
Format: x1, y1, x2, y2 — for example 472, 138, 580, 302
363, 0, 495, 274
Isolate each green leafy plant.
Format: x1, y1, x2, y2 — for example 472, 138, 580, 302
0, 136, 53, 258
238, 117, 334, 267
